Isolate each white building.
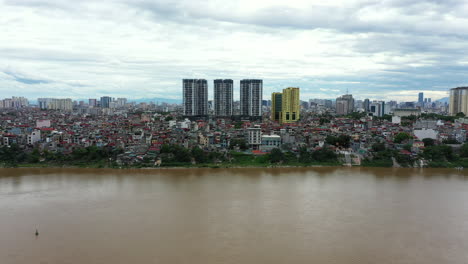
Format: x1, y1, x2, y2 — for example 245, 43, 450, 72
260, 135, 281, 152
36, 119, 51, 128
369, 101, 385, 117
27, 130, 41, 145
39, 98, 73, 111
414, 128, 438, 140
0, 97, 29, 108
247, 125, 262, 150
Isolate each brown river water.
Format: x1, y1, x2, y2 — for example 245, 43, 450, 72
1, 167, 468, 264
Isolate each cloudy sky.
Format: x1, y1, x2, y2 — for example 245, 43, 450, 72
1, 0, 468, 102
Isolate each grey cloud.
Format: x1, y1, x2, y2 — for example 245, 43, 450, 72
1, 0, 467, 101
2, 68, 51, 84
127, 0, 468, 36
6, 0, 468, 36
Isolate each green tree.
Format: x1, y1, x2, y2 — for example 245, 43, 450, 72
402, 115, 417, 121
442, 139, 459, 144
229, 139, 247, 150
325, 135, 351, 148
394, 132, 411, 144
371, 142, 386, 152
27, 148, 41, 163
311, 148, 337, 162
403, 144, 412, 151
347, 112, 366, 120
423, 145, 455, 161
460, 143, 468, 158
191, 147, 207, 163
319, 118, 330, 125
422, 138, 435, 147
269, 148, 284, 163
298, 147, 312, 163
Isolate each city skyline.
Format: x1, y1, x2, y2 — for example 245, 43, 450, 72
1, 1, 467, 101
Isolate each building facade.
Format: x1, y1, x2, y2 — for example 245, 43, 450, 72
449, 87, 468, 116
393, 108, 422, 117
100, 96, 112, 108
370, 101, 385, 117
89, 99, 97, 107
363, 99, 370, 112
260, 135, 281, 152
240, 79, 263, 117
1, 97, 29, 109
271, 92, 282, 121
213, 79, 233, 117
336, 94, 354, 115
183, 79, 208, 116
247, 125, 262, 150
49, 99, 73, 111
281, 87, 300, 123
38, 98, 54, 109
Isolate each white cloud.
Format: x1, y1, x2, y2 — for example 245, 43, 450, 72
0, 0, 467, 101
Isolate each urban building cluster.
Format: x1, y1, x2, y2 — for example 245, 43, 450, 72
271, 87, 300, 123
0, 85, 466, 168
0, 97, 29, 109
183, 79, 263, 118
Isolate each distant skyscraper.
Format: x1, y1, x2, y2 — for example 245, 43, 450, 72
271, 92, 282, 121
363, 98, 370, 112
214, 79, 233, 116
38, 98, 53, 109
449, 87, 468, 115
336, 94, 354, 115
370, 101, 385, 117
418, 92, 424, 104
183, 79, 208, 116
116, 98, 127, 107
240, 79, 263, 117
281, 87, 300, 123
89, 99, 97, 107
100, 96, 112, 108
48, 99, 73, 111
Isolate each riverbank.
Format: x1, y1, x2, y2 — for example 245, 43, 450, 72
2, 162, 341, 170
1, 161, 465, 170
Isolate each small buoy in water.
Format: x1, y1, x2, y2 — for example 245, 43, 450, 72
35, 229, 39, 236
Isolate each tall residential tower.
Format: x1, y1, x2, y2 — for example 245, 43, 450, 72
449, 87, 468, 116
183, 79, 208, 116
240, 79, 263, 117
214, 79, 233, 116
336, 94, 354, 115
271, 92, 282, 121
281, 87, 300, 123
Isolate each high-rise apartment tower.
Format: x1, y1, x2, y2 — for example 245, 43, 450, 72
183, 79, 208, 116
240, 79, 263, 117
214, 79, 233, 116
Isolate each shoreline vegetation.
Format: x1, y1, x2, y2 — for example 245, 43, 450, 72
1, 143, 468, 170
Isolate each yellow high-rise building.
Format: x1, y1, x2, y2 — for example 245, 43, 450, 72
271, 92, 282, 122
281, 87, 300, 123
450, 87, 468, 116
